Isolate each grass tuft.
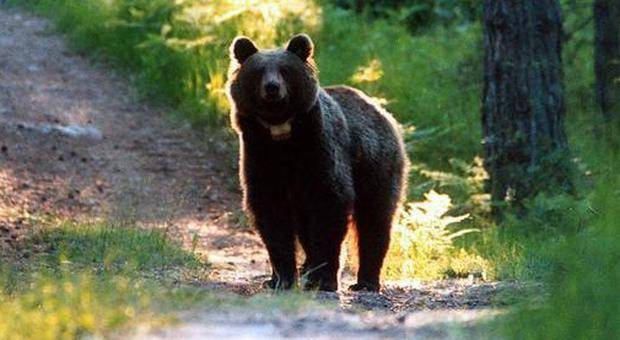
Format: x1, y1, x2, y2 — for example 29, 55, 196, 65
28, 223, 202, 272
0, 222, 206, 339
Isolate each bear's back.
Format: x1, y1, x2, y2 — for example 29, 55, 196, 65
324, 85, 404, 165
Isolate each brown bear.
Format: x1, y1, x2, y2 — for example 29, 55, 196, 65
227, 34, 408, 292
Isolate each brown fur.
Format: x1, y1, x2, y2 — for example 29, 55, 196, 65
227, 34, 408, 291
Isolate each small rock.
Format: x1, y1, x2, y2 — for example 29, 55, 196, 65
1, 145, 7, 153
81, 157, 88, 163
58, 154, 64, 161
16, 122, 102, 140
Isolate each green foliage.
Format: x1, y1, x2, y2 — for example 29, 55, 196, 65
503, 194, 591, 238
384, 190, 489, 280
470, 191, 593, 282
500, 153, 620, 339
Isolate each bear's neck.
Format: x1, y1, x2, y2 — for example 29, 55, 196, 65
239, 98, 324, 145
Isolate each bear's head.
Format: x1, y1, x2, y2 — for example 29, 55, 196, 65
227, 34, 318, 141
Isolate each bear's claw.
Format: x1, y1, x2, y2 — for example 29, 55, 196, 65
302, 279, 338, 292
348, 282, 380, 292
262, 278, 295, 290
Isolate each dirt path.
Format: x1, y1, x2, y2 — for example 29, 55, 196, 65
0, 8, 512, 338
0, 7, 268, 286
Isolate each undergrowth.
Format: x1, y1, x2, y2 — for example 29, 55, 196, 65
497, 145, 620, 339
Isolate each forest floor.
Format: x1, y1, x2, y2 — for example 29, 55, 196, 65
0, 8, 518, 339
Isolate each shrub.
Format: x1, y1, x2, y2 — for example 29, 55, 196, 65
384, 190, 489, 280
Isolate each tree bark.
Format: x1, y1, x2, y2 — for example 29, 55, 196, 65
482, 0, 574, 214
594, 0, 620, 121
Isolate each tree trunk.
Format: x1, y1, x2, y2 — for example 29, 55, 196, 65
482, 0, 574, 214
594, 0, 620, 121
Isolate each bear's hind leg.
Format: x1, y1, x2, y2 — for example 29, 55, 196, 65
350, 151, 404, 292
349, 212, 391, 292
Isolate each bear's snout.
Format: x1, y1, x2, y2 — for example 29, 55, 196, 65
264, 82, 280, 96
260, 70, 287, 102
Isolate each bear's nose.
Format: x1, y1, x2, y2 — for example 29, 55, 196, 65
264, 82, 280, 96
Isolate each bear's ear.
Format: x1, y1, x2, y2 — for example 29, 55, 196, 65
231, 36, 258, 64
286, 34, 314, 61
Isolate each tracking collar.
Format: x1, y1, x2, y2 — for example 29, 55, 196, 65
256, 117, 294, 141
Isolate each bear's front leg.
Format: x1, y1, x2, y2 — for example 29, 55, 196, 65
298, 204, 349, 292
252, 210, 298, 290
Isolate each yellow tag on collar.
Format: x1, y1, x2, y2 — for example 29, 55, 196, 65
257, 118, 293, 141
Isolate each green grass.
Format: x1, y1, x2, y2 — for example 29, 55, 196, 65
28, 223, 202, 271
0, 222, 207, 338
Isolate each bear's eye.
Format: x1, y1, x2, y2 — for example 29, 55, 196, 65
253, 66, 266, 74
